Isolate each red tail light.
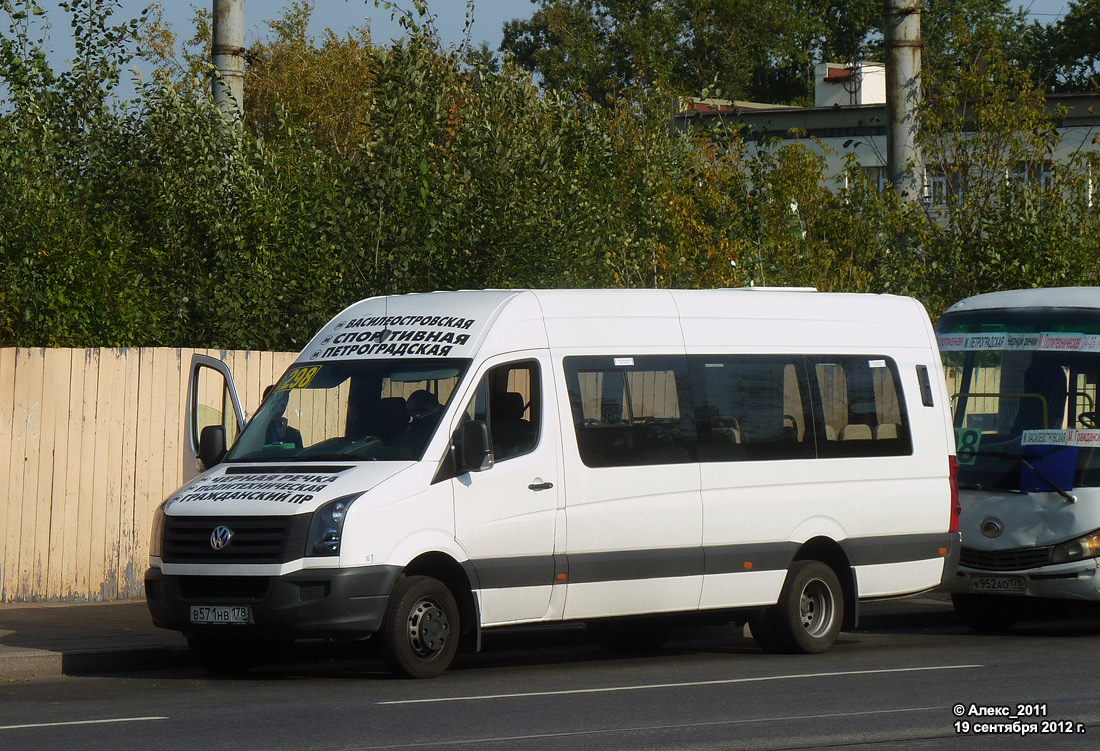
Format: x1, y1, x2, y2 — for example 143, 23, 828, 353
948, 455, 961, 533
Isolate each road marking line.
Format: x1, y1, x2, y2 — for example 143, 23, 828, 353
0, 716, 168, 731
379, 664, 982, 705
353, 706, 945, 749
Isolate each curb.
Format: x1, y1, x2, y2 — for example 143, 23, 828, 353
1, 645, 192, 681
0, 648, 63, 681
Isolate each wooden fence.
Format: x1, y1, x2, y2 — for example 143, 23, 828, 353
0, 348, 296, 603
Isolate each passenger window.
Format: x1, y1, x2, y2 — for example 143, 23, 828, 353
461, 361, 541, 462
691, 356, 815, 462
810, 356, 912, 457
564, 356, 695, 467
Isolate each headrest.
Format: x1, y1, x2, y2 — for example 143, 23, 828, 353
491, 392, 525, 421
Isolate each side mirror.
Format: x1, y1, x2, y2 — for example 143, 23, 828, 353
198, 425, 227, 470
458, 420, 494, 473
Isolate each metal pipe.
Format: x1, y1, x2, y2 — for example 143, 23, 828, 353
212, 0, 245, 114
884, 0, 923, 203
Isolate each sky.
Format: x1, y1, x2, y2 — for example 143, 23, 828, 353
32, 0, 1076, 61
21, 0, 1081, 89
33, 1, 532, 65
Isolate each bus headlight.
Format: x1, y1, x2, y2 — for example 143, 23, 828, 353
150, 503, 167, 559
306, 494, 363, 557
1052, 530, 1100, 564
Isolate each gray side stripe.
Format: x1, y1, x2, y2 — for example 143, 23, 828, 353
466, 532, 956, 590
468, 556, 555, 590
841, 533, 955, 567
705, 542, 799, 575
567, 547, 703, 583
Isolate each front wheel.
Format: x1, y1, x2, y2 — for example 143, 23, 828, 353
951, 593, 1024, 632
379, 575, 460, 679
754, 560, 844, 654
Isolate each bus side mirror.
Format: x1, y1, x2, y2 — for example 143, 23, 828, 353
199, 425, 227, 470
458, 421, 494, 473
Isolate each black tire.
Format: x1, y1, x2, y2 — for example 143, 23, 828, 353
380, 575, 460, 679
759, 560, 844, 654
951, 593, 1024, 632
187, 637, 261, 676
586, 618, 674, 652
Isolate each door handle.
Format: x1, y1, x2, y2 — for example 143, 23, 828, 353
528, 481, 554, 491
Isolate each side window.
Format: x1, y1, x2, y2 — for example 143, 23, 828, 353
691, 356, 815, 462
564, 355, 695, 467
192, 363, 240, 451
461, 360, 541, 463
810, 355, 912, 458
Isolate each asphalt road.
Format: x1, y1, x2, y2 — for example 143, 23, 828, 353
3, 617, 1100, 751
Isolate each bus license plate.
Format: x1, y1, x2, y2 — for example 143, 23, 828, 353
189, 605, 252, 625
970, 576, 1025, 593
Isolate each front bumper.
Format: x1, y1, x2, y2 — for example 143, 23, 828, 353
145, 565, 402, 639
944, 558, 1100, 601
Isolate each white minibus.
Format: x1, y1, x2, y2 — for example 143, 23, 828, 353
938, 287, 1100, 629
146, 289, 960, 677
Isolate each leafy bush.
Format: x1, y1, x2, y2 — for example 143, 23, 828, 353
1, 0, 1098, 349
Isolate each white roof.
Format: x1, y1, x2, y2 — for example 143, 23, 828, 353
297, 288, 935, 363
944, 287, 1100, 314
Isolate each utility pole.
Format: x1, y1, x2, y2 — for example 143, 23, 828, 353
212, 0, 245, 114
884, 0, 924, 203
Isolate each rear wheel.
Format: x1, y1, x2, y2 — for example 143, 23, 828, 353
754, 560, 844, 654
380, 575, 460, 679
747, 610, 784, 653
951, 593, 1024, 632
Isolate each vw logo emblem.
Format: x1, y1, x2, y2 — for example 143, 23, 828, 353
210, 525, 234, 550
981, 517, 1005, 539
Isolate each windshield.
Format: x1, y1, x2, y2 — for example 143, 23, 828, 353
938, 308, 1100, 492
225, 358, 470, 462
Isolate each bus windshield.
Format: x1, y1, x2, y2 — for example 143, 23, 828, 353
938, 308, 1100, 492
225, 358, 469, 463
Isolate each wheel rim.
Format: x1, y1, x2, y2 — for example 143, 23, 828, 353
799, 578, 836, 638
406, 596, 450, 658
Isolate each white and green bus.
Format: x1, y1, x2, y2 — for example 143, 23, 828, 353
938, 287, 1100, 630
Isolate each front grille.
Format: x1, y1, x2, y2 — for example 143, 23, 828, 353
163, 515, 312, 564
176, 576, 270, 600
960, 545, 1053, 571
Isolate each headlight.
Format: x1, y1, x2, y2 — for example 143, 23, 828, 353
150, 503, 167, 559
1052, 530, 1100, 564
306, 493, 362, 557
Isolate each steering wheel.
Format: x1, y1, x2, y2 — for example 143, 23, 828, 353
1079, 411, 1097, 429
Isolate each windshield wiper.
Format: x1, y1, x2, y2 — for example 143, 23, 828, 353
966, 450, 1077, 503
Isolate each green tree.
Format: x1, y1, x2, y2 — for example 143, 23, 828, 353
501, 0, 881, 105
3, 0, 1098, 351
501, 0, 1065, 104
1033, 0, 1100, 91
918, 51, 1100, 312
